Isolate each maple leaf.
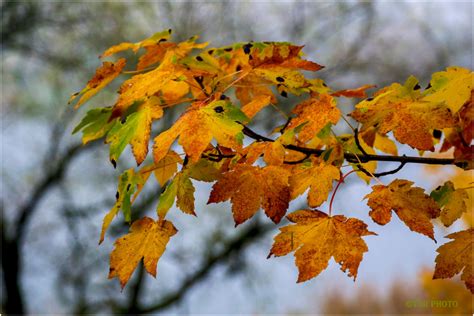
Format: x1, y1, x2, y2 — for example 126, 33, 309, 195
153, 100, 248, 163
441, 89, 473, 170
241, 95, 272, 119
350, 76, 456, 150
151, 151, 182, 186
289, 159, 340, 208
99, 168, 151, 244
106, 96, 164, 166
235, 73, 277, 105
72, 107, 117, 144
288, 94, 341, 142
365, 179, 440, 240
430, 181, 469, 227
433, 228, 474, 293
360, 128, 398, 156
100, 29, 172, 58
109, 217, 177, 288
69, 58, 126, 109
242, 140, 286, 166
156, 171, 195, 218
422, 66, 473, 113
208, 164, 290, 225
268, 209, 376, 282
111, 67, 186, 118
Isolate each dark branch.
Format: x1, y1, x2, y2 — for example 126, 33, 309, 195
241, 126, 456, 166
354, 128, 368, 156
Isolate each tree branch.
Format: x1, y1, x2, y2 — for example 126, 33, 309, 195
242, 125, 456, 166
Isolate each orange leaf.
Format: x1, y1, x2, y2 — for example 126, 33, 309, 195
268, 209, 376, 282
288, 94, 341, 142
350, 77, 456, 151
331, 84, 376, 98
365, 179, 440, 240
208, 164, 290, 225
241, 95, 271, 119
69, 59, 126, 109
109, 217, 177, 288
433, 228, 473, 293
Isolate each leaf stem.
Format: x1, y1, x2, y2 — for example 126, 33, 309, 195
329, 170, 357, 216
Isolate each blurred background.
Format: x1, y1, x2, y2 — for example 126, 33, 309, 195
1, 1, 472, 314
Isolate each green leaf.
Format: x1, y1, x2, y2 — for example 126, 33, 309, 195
157, 178, 178, 219
430, 181, 469, 227
72, 107, 117, 144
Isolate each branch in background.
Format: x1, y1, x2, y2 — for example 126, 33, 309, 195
130, 221, 274, 314
2, 141, 99, 315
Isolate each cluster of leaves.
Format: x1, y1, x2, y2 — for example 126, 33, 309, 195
70, 30, 473, 292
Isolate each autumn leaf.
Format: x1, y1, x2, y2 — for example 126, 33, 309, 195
109, 217, 177, 288
99, 168, 151, 244
288, 94, 341, 142
187, 155, 225, 182
289, 158, 340, 207
69, 58, 126, 109
101, 29, 172, 58
422, 66, 473, 113
430, 181, 469, 227
153, 100, 248, 163
208, 164, 290, 225
360, 128, 398, 156
350, 76, 456, 150
112, 67, 185, 118
242, 140, 286, 166
433, 228, 473, 293
331, 84, 376, 98
156, 170, 195, 218
268, 209, 376, 282
441, 89, 473, 170
365, 179, 440, 240
72, 107, 117, 144
106, 96, 164, 166
241, 95, 272, 119
152, 151, 182, 186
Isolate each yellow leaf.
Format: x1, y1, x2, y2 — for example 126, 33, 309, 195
152, 151, 182, 186
289, 159, 340, 207
100, 29, 172, 58
153, 100, 248, 163
99, 169, 151, 244
433, 228, 473, 294
351, 77, 456, 151
430, 181, 469, 227
109, 217, 177, 288
130, 97, 164, 165
422, 66, 473, 113
365, 179, 440, 240
242, 140, 286, 166
268, 209, 376, 282
112, 67, 177, 117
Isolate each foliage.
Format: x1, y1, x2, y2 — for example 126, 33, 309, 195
70, 30, 473, 292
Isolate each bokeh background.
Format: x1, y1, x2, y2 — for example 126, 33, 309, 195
1, 1, 473, 314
